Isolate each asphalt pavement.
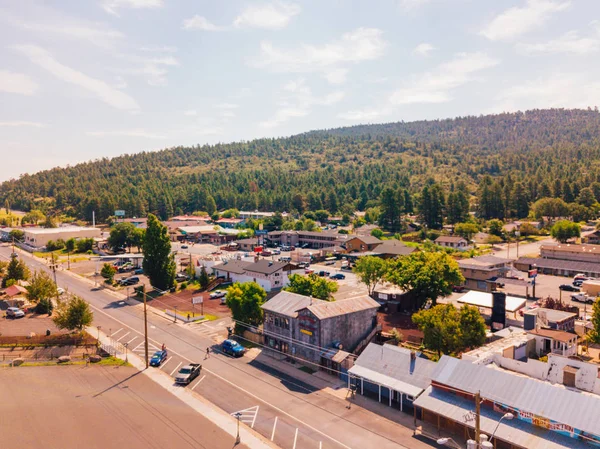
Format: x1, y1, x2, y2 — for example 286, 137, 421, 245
0, 245, 434, 449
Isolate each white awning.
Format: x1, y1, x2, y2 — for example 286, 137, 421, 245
458, 290, 526, 313
348, 364, 424, 398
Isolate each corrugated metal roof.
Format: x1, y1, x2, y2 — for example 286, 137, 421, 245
246, 260, 289, 275
308, 295, 380, 319
431, 356, 600, 437
213, 260, 251, 275
261, 291, 326, 317
458, 290, 526, 313
414, 386, 590, 449
515, 257, 600, 273
349, 343, 436, 394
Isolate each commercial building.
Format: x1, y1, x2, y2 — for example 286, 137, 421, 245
23, 226, 101, 249
457, 256, 513, 292
514, 256, 600, 278
540, 243, 600, 264
212, 259, 303, 291
267, 230, 347, 249
414, 356, 600, 449
261, 291, 380, 368
523, 308, 577, 332
344, 236, 382, 252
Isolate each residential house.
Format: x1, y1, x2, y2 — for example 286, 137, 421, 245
472, 232, 490, 245
582, 229, 600, 245
235, 238, 259, 252
344, 236, 382, 252
372, 284, 420, 313
373, 241, 416, 258
457, 255, 512, 292
523, 308, 577, 332
120, 218, 148, 228
434, 235, 469, 251
354, 225, 380, 237
261, 291, 380, 368
526, 328, 578, 358
348, 343, 437, 412
171, 215, 210, 222
212, 259, 303, 291
414, 355, 600, 449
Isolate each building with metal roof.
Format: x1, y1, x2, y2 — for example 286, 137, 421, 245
414, 355, 600, 449
212, 260, 303, 291
514, 256, 600, 278
457, 290, 526, 313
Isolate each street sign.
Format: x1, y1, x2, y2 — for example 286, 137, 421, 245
528, 269, 538, 278
255, 230, 267, 235
192, 296, 203, 305
115, 210, 125, 217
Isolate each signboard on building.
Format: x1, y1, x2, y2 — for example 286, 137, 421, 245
300, 329, 313, 336
192, 296, 203, 305
115, 210, 125, 217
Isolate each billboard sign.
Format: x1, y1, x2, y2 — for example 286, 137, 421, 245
192, 296, 203, 305
115, 210, 125, 217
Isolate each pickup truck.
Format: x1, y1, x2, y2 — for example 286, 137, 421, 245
175, 363, 202, 385
571, 293, 595, 304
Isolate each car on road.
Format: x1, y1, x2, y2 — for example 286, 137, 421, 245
175, 363, 202, 385
324, 260, 336, 266
330, 273, 346, 280
57, 287, 66, 295
304, 268, 314, 274
221, 339, 245, 357
149, 350, 168, 367
181, 244, 189, 249
571, 293, 595, 304
271, 249, 281, 255
6, 307, 25, 318
280, 245, 291, 251
261, 250, 272, 256
559, 284, 580, 292
452, 285, 465, 293
118, 276, 140, 286
317, 271, 330, 277
341, 265, 353, 271
209, 290, 226, 299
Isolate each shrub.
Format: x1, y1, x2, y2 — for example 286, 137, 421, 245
180, 282, 188, 290
34, 298, 54, 315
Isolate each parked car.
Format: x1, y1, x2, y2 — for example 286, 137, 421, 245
221, 339, 245, 357
573, 279, 587, 287
133, 268, 144, 275
261, 250, 272, 256
57, 287, 66, 295
271, 249, 281, 255
571, 293, 594, 304
209, 290, 226, 299
176, 273, 190, 282
317, 271, 330, 277
300, 243, 310, 249
149, 350, 168, 367
341, 265, 353, 271
175, 363, 202, 385
330, 273, 345, 280
118, 276, 140, 286
452, 285, 465, 293
325, 260, 336, 266
559, 284, 580, 292
181, 244, 189, 249
280, 245, 291, 251
305, 268, 314, 274
6, 307, 25, 318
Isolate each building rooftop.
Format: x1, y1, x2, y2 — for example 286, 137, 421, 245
527, 328, 578, 343
458, 290, 526, 313
524, 307, 578, 323
541, 243, 600, 254
374, 241, 416, 257
435, 236, 467, 243
178, 225, 219, 234
212, 260, 252, 275
262, 291, 325, 318
515, 256, 600, 272
24, 226, 100, 234
246, 260, 290, 275
347, 235, 382, 245
462, 327, 532, 364
306, 295, 380, 320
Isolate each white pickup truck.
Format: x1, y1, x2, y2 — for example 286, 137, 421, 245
571, 293, 595, 305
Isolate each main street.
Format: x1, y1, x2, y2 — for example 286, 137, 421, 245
0, 245, 433, 449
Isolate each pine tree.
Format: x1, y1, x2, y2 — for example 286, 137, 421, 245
3, 255, 30, 287
142, 214, 176, 291
512, 182, 529, 219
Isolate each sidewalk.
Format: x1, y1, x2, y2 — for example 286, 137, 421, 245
92, 328, 278, 449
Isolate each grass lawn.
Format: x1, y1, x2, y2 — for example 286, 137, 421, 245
33, 249, 93, 263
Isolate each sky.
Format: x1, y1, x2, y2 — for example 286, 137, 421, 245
1, 0, 600, 181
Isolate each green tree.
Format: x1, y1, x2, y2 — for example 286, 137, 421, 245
198, 265, 210, 289
588, 298, 600, 344
378, 187, 403, 232
65, 238, 76, 252
142, 214, 176, 291
454, 223, 479, 241
108, 222, 136, 252
353, 256, 389, 295
488, 219, 504, 237
511, 182, 530, 219
46, 239, 65, 251
100, 263, 117, 282
130, 228, 145, 251
550, 220, 581, 243
387, 251, 464, 305
225, 282, 267, 333
26, 270, 58, 304
43, 215, 58, 228
412, 304, 462, 356
53, 296, 94, 332
314, 210, 330, 223
75, 238, 94, 252
577, 187, 597, 208
2, 254, 30, 287
531, 197, 569, 220
459, 305, 487, 349
284, 273, 338, 300
21, 209, 45, 225
370, 228, 384, 239
9, 229, 24, 241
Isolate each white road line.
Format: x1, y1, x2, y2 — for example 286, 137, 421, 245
127, 336, 138, 345
86, 302, 354, 449
110, 328, 123, 337
293, 428, 298, 449
162, 357, 173, 367
251, 406, 259, 429
133, 342, 144, 351
169, 362, 182, 376
271, 417, 278, 441
319, 442, 322, 449
116, 331, 130, 342
191, 375, 205, 391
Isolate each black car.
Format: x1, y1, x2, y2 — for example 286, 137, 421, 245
119, 276, 140, 286
318, 271, 330, 277
560, 284, 580, 292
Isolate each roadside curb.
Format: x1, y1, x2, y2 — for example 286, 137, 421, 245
94, 329, 279, 449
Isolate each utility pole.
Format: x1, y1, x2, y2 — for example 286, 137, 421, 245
49, 252, 60, 303
67, 250, 71, 270
475, 390, 481, 445
143, 290, 149, 368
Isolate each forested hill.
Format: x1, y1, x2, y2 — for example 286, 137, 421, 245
2, 108, 600, 224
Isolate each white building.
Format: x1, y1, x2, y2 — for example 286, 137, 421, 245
23, 226, 101, 249
212, 259, 304, 291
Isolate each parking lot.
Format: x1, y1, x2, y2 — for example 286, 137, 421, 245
0, 365, 248, 449
0, 312, 64, 337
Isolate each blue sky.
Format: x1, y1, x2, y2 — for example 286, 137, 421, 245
1, 0, 599, 181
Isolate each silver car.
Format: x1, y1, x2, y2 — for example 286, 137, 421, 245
7, 307, 25, 318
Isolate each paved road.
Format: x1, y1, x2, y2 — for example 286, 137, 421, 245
490, 238, 552, 260
0, 365, 248, 449
0, 245, 434, 449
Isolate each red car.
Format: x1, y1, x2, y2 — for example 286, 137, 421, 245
452, 285, 465, 293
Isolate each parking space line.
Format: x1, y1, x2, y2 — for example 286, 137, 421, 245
116, 331, 130, 342
251, 406, 259, 429
191, 375, 205, 391
271, 417, 278, 441
293, 428, 298, 449
133, 342, 144, 351
110, 328, 123, 337
127, 336, 138, 345
162, 356, 172, 367
169, 362, 182, 376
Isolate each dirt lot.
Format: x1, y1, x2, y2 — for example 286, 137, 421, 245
0, 313, 65, 337
0, 365, 247, 449
147, 286, 232, 319
378, 312, 424, 343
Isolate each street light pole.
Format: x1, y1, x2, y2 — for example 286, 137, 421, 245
475, 391, 481, 445
143, 290, 149, 368
234, 412, 242, 445
49, 252, 60, 303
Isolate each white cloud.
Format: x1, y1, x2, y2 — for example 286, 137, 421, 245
0, 70, 38, 95
102, 0, 163, 16
493, 73, 600, 111
260, 78, 344, 128
18, 21, 123, 48
182, 15, 225, 31
413, 43, 435, 56
390, 52, 499, 105
324, 68, 348, 85
87, 129, 166, 138
0, 121, 47, 128
114, 76, 128, 89
184, 110, 198, 116
517, 30, 600, 54
116, 54, 179, 86
234, 1, 300, 30
399, 0, 430, 10
215, 103, 239, 109
338, 107, 393, 122
219, 110, 237, 118
255, 28, 386, 84
15, 45, 139, 111
140, 45, 178, 52
480, 0, 570, 42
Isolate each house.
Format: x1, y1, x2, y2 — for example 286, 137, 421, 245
526, 328, 578, 358
261, 291, 380, 368
514, 256, 600, 278
344, 236, 382, 252
372, 241, 416, 258
472, 232, 490, 244
457, 255, 513, 292
372, 284, 420, 312
414, 355, 600, 449
120, 218, 148, 228
2, 284, 28, 298
235, 238, 259, 252
540, 243, 600, 264
212, 259, 303, 291
23, 226, 101, 249
171, 214, 210, 222
582, 229, 600, 245
347, 343, 437, 412
523, 308, 577, 332
434, 235, 469, 251
216, 218, 244, 229
503, 221, 543, 233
